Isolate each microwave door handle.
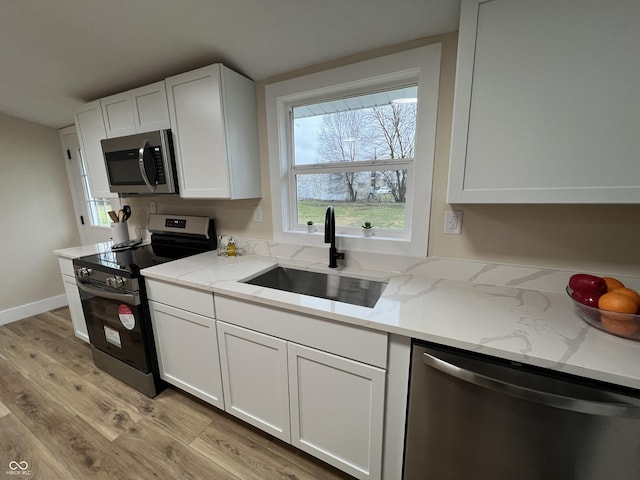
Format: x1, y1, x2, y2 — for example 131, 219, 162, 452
138, 139, 157, 192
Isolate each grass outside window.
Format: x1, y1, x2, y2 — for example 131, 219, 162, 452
298, 200, 404, 230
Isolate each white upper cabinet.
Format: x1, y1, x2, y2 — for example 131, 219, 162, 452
101, 81, 170, 137
448, 0, 640, 204
100, 91, 134, 138
74, 101, 116, 198
165, 64, 261, 199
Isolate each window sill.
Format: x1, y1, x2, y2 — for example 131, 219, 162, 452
276, 230, 423, 257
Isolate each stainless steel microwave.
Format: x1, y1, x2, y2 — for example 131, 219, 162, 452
101, 129, 178, 195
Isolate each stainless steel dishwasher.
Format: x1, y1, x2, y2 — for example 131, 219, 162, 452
403, 341, 640, 480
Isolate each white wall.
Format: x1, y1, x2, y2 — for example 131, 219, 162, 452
0, 113, 80, 318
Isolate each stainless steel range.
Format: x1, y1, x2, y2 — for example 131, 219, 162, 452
73, 214, 216, 397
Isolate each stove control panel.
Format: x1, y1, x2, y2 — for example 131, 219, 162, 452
106, 276, 126, 288
74, 267, 92, 278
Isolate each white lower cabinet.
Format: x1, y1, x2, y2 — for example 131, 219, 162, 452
145, 279, 223, 408
216, 300, 386, 480
288, 343, 385, 480
148, 301, 224, 408
216, 321, 291, 442
58, 258, 89, 343
143, 285, 387, 479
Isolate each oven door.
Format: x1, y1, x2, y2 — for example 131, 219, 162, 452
77, 280, 150, 372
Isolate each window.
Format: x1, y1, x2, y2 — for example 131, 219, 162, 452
291, 86, 417, 234
78, 147, 112, 227
266, 44, 441, 257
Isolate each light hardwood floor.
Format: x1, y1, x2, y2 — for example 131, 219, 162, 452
0, 307, 355, 480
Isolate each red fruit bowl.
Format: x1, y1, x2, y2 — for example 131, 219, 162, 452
566, 286, 640, 341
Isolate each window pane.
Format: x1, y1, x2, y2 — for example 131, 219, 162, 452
78, 147, 111, 227
296, 171, 407, 229
293, 86, 418, 166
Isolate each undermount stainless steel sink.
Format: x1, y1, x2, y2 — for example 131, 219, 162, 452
242, 266, 388, 308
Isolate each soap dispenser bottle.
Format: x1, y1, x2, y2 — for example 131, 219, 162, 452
226, 236, 237, 257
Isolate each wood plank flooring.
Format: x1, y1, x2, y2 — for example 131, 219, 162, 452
0, 308, 355, 480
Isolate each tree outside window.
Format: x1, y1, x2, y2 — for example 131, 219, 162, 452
292, 86, 417, 230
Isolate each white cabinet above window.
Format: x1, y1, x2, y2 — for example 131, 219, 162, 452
165, 64, 261, 199
100, 81, 170, 138
448, 0, 640, 204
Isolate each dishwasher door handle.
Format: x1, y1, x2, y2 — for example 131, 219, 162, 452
422, 351, 640, 418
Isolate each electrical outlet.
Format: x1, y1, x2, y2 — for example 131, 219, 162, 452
149, 201, 157, 214
444, 210, 462, 235
253, 205, 263, 222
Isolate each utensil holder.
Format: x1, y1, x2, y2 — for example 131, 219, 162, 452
110, 222, 130, 244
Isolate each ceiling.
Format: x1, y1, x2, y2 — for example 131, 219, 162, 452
0, 0, 460, 129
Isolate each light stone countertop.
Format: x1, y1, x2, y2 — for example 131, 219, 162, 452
54, 242, 115, 259
140, 249, 640, 390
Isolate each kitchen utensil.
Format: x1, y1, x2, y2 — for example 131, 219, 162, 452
108, 210, 119, 223
122, 205, 131, 222
118, 209, 125, 222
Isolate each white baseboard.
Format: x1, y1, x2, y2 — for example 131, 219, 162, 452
0, 294, 68, 326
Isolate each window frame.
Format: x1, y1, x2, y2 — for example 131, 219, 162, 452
78, 146, 112, 228
266, 44, 441, 257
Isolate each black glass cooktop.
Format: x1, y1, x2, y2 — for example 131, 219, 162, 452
73, 245, 175, 277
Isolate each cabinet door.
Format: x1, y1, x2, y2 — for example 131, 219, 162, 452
101, 92, 136, 138
216, 321, 290, 442
130, 81, 170, 133
288, 343, 385, 480
102, 82, 170, 137
149, 301, 224, 408
74, 101, 115, 198
61, 275, 89, 343
448, 0, 640, 204
165, 64, 232, 198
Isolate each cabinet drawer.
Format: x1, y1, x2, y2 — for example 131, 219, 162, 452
215, 295, 387, 368
145, 279, 214, 318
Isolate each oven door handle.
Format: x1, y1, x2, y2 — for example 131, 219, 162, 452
138, 139, 157, 192
76, 281, 140, 305
422, 351, 640, 418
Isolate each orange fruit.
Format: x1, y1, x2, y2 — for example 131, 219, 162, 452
603, 276, 625, 291
598, 291, 638, 314
600, 315, 639, 336
611, 287, 640, 307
